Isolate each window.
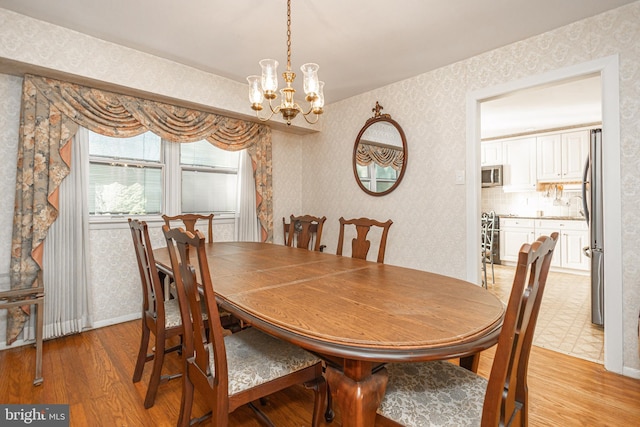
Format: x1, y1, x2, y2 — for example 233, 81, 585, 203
373, 164, 399, 193
88, 131, 240, 216
89, 132, 162, 215
180, 141, 239, 214
356, 163, 399, 193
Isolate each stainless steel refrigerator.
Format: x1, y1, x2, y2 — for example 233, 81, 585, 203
582, 128, 604, 326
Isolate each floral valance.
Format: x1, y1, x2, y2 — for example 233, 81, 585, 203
355, 142, 404, 171
7, 74, 273, 344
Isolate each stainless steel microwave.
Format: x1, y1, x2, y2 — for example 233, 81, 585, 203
481, 165, 503, 187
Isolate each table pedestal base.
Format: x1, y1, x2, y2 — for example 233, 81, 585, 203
326, 364, 388, 427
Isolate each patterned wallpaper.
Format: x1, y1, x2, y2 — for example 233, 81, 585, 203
88, 221, 236, 326
302, 3, 640, 372
0, 3, 639, 373
271, 129, 304, 245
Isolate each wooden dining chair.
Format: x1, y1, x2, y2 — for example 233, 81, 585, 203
128, 219, 183, 408
284, 214, 327, 251
376, 232, 559, 427
337, 216, 393, 263
162, 226, 327, 427
162, 213, 214, 242
161, 213, 241, 331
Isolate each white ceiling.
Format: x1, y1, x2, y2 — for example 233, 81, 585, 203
0, 0, 626, 136
480, 74, 602, 139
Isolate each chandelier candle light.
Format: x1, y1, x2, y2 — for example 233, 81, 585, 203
247, 0, 324, 125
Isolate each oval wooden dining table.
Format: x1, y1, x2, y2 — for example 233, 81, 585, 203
153, 241, 505, 427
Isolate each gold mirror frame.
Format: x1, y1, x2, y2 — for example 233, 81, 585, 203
352, 103, 408, 196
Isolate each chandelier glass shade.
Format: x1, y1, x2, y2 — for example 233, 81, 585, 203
246, 0, 324, 125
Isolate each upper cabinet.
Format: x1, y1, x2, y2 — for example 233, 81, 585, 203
481, 141, 503, 166
562, 131, 589, 179
482, 129, 592, 191
536, 130, 589, 182
502, 137, 537, 191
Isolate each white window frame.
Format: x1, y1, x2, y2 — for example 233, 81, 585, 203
88, 133, 239, 227
357, 163, 399, 193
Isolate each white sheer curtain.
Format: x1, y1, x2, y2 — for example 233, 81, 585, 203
41, 127, 93, 339
235, 150, 260, 241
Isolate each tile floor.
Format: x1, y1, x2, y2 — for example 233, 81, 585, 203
485, 263, 604, 364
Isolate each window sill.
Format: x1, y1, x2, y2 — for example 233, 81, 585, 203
89, 213, 236, 230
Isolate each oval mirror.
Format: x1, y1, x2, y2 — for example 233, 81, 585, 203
353, 102, 407, 196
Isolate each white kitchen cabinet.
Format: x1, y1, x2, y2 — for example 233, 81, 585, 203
562, 131, 589, 180
500, 218, 535, 262
536, 134, 562, 180
502, 137, 536, 191
536, 130, 589, 181
501, 218, 589, 271
561, 228, 590, 270
535, 221, 562, 268
481, 141, 502, 166
535, 219, 589, 271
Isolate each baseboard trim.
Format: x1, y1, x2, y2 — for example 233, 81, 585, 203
622, 366, 640, 379
91, 313, 140, 329
0, 313, 141, 351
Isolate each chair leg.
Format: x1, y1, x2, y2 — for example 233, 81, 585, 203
33, 297, 44, 386
482, 257, 488, 289
323, 382, 334, 422
305, 376, 328, 427
143, 331, 165, 408
490, 258, 495, 284
178, 371, 194, 427
133, 319, 150, 383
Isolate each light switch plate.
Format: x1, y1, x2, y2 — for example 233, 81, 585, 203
455, 169, 465, 185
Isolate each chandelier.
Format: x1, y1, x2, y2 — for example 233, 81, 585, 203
246, 0, 324, 125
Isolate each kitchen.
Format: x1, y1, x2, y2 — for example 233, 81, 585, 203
479, 75, 603, 363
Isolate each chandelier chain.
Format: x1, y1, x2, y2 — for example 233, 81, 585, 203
286, 0, 292, 71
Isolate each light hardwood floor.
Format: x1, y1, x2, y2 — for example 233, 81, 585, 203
1, 320, 639, 426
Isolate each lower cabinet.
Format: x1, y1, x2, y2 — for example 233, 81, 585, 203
562, 228, 590, 270
500, 218, 535, 263
535, 219, 589, 271
534, 225, 563, 269
500, 217, 589, 271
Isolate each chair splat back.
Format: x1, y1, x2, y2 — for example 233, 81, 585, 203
285, 215, 327, 251
162, 213, 214, 243
337, 217, 393, 263
482, 232, 558, 426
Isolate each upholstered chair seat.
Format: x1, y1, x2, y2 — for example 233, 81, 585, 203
208, 327, 323, 396
162, 298, 182, 329
378, 361, 488, 426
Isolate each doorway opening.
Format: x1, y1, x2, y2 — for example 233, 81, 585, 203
465, 55, 623, 374
479, 75, 603, 363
